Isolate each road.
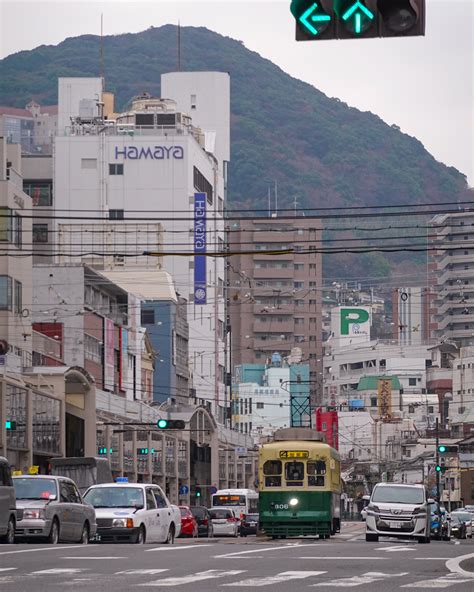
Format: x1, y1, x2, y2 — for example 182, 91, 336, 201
1, 523, 473, 591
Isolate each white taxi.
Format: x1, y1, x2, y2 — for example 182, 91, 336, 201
83, 479, 181, 544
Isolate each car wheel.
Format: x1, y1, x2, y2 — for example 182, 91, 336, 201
79, 522, 89, 544
47, 519, 60, 545
136, 525, 146, 544
0, 517, 15, 544
366, 533, 378, 542
165, 525, 175, 545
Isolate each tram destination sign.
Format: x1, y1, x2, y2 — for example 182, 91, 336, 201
279, 450, 309, 459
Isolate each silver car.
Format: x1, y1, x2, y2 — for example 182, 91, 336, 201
13, 475, 97, 544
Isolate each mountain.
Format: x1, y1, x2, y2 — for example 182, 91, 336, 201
0, 25, 469, 279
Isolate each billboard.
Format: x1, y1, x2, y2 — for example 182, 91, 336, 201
377, 379, 392, 420
194, 192, 207, 305
120, 327, 128, 391
331, 306, 371, 347
104, 318, 115, 391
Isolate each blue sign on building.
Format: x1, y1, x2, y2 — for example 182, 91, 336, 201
194, 192, 207, 305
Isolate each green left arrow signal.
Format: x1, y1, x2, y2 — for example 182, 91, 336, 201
291, 1, 332, 37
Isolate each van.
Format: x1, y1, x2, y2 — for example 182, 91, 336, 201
365, 482, 432, 544
0, 457, 16, 544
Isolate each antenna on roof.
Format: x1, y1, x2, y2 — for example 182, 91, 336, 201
177, 21, 181, 71
100, 13, 105, 82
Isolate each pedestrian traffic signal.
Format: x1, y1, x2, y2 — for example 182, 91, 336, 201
5, 420, 16, 430
156, 419, 186, 430
195, 487, 202, 498
438, 445, 458, 454
290, 0, 425, 41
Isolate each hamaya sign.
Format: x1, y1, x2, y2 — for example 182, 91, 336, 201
114, 145, 184, 160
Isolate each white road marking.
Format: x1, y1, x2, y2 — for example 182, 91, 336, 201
402, 574, 473, 588
0, 545, 84, 556
446, 552, 474, 578
297, 557, 388, 560
215, 544, 300, 558
378, 545, 416, 552
223, 570, 326, 587
0, 568, 16, 573
31, 568, 87, 575
139, 569, 245, 587
116, 569, 169, 575
312, 571, 408, 587
146, 544, 214, 552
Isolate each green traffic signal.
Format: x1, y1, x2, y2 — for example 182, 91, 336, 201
195, 488, 201, 498
435, 465, 442, 472
291, 0, 332, 37
438, 445, 447, 453
335, 0, 375, 35
5, 420, 16, 430
157, 419, 168, 429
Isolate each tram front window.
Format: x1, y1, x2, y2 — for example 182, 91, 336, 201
307, 460, 326, 486
285, 461, 304, 486
263, 460, 282, 487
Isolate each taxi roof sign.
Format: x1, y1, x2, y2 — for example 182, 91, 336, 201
116, 477, 129, 483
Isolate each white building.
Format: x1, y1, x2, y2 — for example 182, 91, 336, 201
52, 74, 230, 421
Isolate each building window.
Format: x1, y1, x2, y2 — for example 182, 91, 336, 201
191, 94, 197, 109
109, 163, 124, 175
84, 334, 102, 364
218, 197, 224, 215
370, 396, 377, 407
193, 166, 213, 205
81, 158, 97, 169
294, 281, 304, 289
294, 263, 304, 270
0, 276, 13, 311
256, 402, 264, 409
109, 209, 124, 220
141, 309, 155, 325
23, 181, 53, 206
13, 214, 21, 248
408, 377, 417, 386
33, 224, 49, 243
14, 280, 22, 315
0, 207, 12, 242
295, 318, 305, 325
309, 264, 316, 270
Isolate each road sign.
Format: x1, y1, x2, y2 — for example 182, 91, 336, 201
210, 486, 217, 495
236, 446, 247, 456
179, 485, 189, 495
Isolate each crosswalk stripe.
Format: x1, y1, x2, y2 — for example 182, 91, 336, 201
31, 568, 86, 575
146, 544, 214, 552
402, 574, 474, 588
223, 570, 326, 587
0, 569, 16, 573
116, 569, 169, 575
138, 569, 245, 587
312, 571, 408, 587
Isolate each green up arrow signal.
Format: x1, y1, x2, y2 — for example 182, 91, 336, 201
340, 1, 375, 35
291, 1, 331, 37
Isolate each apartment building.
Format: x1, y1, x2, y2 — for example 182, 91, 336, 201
229, 216, 323, 406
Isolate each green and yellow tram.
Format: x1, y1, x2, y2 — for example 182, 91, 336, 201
259, 428, 341, 538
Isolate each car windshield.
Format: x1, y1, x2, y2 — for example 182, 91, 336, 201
210, 509, 233, 519
372, 486, 424, 504
83, 487, 144, 508
452, 512, 471, 523
13, 478, 57, 500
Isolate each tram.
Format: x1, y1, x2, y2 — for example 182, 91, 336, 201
258, 427, 341, 538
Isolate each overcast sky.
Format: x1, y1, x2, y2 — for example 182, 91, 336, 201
0, 0, 472, 185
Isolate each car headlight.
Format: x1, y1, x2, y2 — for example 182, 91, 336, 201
413, 507, 427, 516
23, 509, 45, 520
112, 518, 134, 528
366, 505, 380, 515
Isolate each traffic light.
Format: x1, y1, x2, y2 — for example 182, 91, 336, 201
157, 419, 186, 430
137, 447, 149, 456
290, 0, 425, 41
195, 487, 202, 498
438, 445, 458, 454
435, 459, 447, 473
98, 446, 112, 455
5, 420, 16, 430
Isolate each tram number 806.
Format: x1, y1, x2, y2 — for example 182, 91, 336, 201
272, 503, 289, 510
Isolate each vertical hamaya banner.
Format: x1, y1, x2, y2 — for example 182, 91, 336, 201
119, 327, 128, 391
194, 192, 207, 305
104, 318, 115, 391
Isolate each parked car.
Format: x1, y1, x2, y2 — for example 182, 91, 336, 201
190, 506, 213, 537
209, 507, 239, 537
83, 480, 181, 544
450, 511, 473, 539
365, 483, 432, 544
179, 506, 198, 537
13, 475, 96, 544
240, 512, 259, 537
0, 457, 16, 544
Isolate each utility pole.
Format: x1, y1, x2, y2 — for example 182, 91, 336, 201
435, 416, 440, 501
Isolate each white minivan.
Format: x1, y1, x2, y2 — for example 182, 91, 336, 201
365, 483, 432, 544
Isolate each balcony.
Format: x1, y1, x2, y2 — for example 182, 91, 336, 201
253, 267, 295, 279
32, 331, 62, 364
253, 319, 294, 333
253, 303, 295, 315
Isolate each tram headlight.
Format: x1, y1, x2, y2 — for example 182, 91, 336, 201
289, 498, 299, 507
